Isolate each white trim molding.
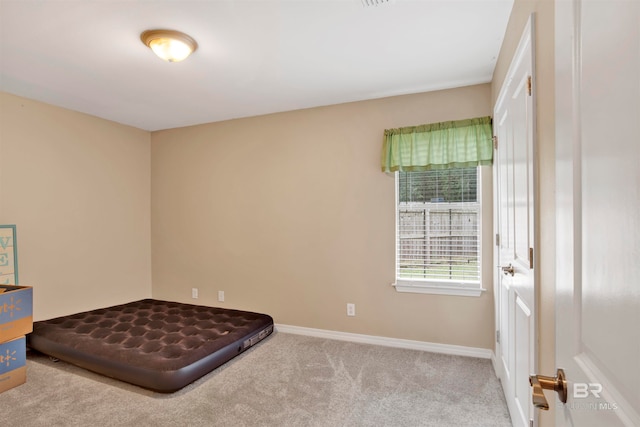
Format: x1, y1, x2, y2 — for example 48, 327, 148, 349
275, 324, 493, 359
392, 281, 486, 297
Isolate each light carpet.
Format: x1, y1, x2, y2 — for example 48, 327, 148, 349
0, 332, 512, 426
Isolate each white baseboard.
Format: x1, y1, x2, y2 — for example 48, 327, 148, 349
275, 323, 492, 359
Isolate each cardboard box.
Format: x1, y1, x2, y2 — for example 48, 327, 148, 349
0, 285, 33, 343
0, 336, 26, 393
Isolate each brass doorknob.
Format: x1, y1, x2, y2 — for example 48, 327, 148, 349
501, 264, 515, 276
529, 368, 567, 410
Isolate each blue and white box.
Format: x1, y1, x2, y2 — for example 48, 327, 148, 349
0, 336, 26, 393
0, 285, 33, 343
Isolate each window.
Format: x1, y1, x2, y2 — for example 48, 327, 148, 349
394, 167, 484, 296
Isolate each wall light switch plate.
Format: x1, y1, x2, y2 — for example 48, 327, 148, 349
218, 290, 225, 302
347, 303, 355, 316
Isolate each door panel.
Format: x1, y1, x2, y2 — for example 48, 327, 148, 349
555, 0, 640, 425
499, 272, 511, 381
511, 75, 532, 269
515, 294, 532, 422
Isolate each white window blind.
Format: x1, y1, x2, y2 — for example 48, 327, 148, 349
397, 167, 480, 285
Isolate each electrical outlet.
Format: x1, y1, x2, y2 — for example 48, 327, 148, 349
347, 303, 356, 317
192, 288, 198, 299
218, 290, 225, 302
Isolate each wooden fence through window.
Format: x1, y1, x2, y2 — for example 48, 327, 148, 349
398, 204, 479, 279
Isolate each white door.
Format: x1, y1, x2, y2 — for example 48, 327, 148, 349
555, 0, 640, 426
493, 16, 536, 427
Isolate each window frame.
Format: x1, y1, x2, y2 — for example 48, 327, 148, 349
392, 168, 486, 297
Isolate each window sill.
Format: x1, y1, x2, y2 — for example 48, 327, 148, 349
392, 281, 486, 297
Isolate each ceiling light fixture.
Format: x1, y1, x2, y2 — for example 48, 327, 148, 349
140, 29, 198, 62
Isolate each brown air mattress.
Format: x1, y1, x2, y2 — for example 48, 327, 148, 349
27, 299, 273, 392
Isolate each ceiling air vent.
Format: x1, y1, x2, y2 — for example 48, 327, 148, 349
361, 0, 395, 7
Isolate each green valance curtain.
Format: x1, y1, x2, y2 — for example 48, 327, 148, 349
381, 116, 493, 173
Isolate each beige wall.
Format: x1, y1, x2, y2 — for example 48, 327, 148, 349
0, 92, 152, 320
492, 0, 556, 424
151, 84, 496, 349
0, 84, 497, 349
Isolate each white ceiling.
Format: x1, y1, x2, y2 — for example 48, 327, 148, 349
0, 0, 513, 132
